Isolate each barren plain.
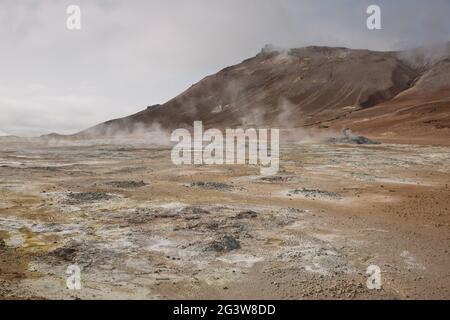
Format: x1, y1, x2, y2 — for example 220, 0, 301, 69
0, 135, 449, 299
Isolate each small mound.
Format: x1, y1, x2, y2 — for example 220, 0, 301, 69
190, 181, 233, 191
66, 192, 114, 203
106, 180, 147, 188
289, 188, 342, 200
207, 235, 241, 252
260, 176, 292, 183
51, 242, 81, 262
327, 136, 380, 145
235, 210, 258, 219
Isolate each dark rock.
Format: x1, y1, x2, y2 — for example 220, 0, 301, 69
106, 181, 147, 189
290, 188, 342, 200
51, 244, 79, 262
327, 136, 380, 145
66, 192, 114, 203
236, 210, 258, 219
180, 206, 210, 215
260, 176, 292, 183
207, 235, 241, 252
190, 181, 233, 191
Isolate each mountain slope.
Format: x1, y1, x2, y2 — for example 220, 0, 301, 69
75, 45, 450, 143
329, 56, 450, 144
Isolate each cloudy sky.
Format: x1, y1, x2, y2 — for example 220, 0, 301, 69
1, 0, 449, 136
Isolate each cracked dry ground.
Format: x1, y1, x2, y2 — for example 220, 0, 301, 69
0, 142, 449, 299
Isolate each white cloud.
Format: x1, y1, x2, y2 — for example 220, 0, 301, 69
0, 0, 449, 136
0, 84, 112, 136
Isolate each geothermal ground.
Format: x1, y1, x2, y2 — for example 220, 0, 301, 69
0, 138, 449, 299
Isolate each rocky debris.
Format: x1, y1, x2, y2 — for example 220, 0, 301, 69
225, 220, 251, 236
276, 208, 309, 226
2, 141, 447, 300
278, 244, 350, 276
207, 235, 241, 252
180, 206, 210, 216
350, 172, 378, 182
260, 176, 291, 183
51, 243, 79, 262
65, 192, 114, 204
133, 207, 177, 220
204, 221, 220, 230
185, 219, 223, 231
106, 180, 147, 188
327, 136, 380, 145
127, 212, 155, 224
282, 208, 308, 214
190, 181, 233, 191
129, 206, 210, 224
289, 188, 342, 200
49, 241, 118, 268
183, 216, 250, 237
236, 210, 258, 219
0, 238, 5, 248
325, 279, 368, 299
296, 277, 367, 299
328, 128, 380, 145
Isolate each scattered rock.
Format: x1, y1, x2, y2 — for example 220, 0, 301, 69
236, 210, 258, 219
276, 208, 308, 226
290, 188, 342, 200
106, 180, 147, 188
205, 221, 219, 230
260, 176, 291, 183
66, 192, 114, 203
180, 206, 210, 216
51, 243, 79, 262
207, 235, 241, 252
327, 136, 380, 145
190, 181, 233, 191
129, 205, 210, 224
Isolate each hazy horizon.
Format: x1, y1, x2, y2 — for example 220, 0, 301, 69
1, 0, 450, 136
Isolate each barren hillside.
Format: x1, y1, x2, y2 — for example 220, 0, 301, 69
74, 44, 450, 144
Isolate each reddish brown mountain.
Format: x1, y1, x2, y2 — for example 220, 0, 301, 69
75, 44, 450, 144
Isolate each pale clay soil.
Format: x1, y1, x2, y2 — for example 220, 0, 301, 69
0, 140, 449, 300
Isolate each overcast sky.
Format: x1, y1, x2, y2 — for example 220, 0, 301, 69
1, 0, 449, 136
